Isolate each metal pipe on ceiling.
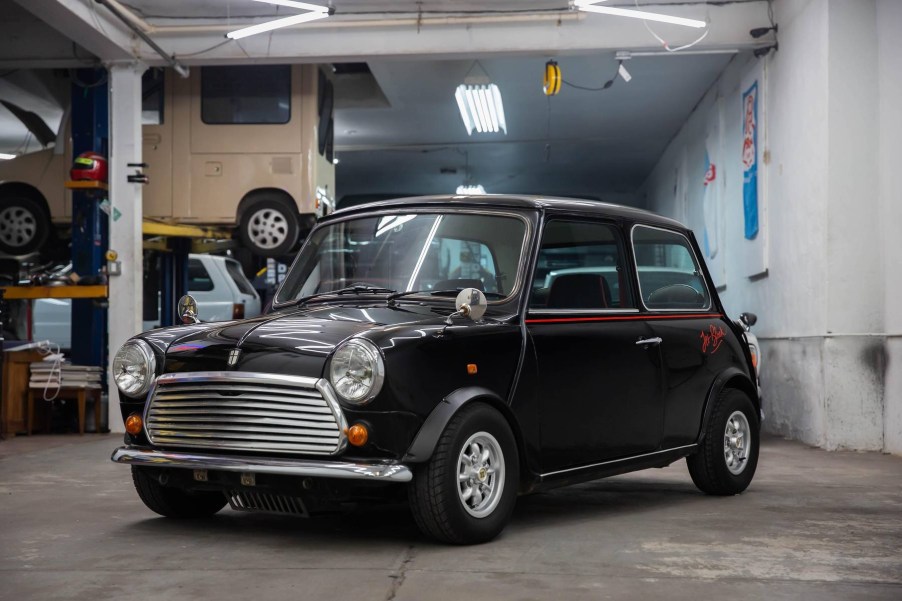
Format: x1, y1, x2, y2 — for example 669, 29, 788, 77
93, 0, 189, 77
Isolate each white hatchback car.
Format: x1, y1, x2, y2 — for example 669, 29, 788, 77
32, 254, 261, 349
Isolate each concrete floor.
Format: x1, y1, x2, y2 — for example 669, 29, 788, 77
0, 434, 900, 601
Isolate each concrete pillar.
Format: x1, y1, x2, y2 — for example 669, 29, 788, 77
107, 63, 145, 433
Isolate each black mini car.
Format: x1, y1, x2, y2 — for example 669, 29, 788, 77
111, 195, 761, 544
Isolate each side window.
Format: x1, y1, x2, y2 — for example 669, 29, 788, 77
142, 69, 164, 125
201, 65, 291, 125
188, 259, 215, 292
530, 221, 632, 310
632, 226, 711, 310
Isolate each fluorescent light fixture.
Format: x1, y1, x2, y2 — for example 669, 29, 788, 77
0, 152, 16, 160
575, 0, 706, 29
252, 0, 328, 10
456, 185, 487, 195
455, 84, 507, 135
227, 1, 328, 40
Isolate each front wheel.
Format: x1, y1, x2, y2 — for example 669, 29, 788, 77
687, 388, 760, 495
131, 467, 227, 518
408, 404, 519, 544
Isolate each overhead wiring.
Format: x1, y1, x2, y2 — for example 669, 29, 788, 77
635, 0, 710, 52
561, 61, 622, 92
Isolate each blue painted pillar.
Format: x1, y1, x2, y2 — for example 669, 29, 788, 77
70, 68, 109, 367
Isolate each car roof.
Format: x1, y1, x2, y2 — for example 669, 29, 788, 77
331, 195, 686, 230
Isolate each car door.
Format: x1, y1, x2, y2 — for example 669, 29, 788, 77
526, 219, 664, 473
631, 225, 722, 449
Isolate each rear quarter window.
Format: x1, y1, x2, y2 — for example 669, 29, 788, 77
225, 260, 257, 295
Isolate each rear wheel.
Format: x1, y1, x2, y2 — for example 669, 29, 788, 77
131, 467, 227, 518
687, 388, 759, 495
0, 196, 49, 255
409, 404, 519, 544
238, 196, 300, 258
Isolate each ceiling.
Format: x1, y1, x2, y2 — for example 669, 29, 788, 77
0, 0, 766, 205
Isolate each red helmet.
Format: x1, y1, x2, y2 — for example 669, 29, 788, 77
70, 151, 108, 183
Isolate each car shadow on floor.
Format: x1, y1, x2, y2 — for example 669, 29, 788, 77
118, 475, 709, 546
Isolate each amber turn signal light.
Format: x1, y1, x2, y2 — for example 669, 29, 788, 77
347, 423, 369, 447
125, 413, 143, 435
467, 363, 478, 375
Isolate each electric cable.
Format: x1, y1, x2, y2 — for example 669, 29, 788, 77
561, 61, 621, 92
635, 0, 710, 52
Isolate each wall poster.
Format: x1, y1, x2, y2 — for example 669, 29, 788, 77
739, 60, 768, 278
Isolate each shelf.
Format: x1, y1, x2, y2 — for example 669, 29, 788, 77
65, 180, 109, 191
0, 285, 108, 300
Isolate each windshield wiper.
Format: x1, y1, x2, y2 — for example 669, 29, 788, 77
292, 284, 398, 306
386, 288, 505, 305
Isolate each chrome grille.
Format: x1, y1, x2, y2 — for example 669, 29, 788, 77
227, 490, 309, 517
145, 372, 347, 456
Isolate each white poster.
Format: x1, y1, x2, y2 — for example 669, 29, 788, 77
739, 60, 768, 278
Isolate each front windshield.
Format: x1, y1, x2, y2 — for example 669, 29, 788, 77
275, 212, 528, 304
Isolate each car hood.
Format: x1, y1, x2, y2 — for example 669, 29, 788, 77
144, 303, 453, 378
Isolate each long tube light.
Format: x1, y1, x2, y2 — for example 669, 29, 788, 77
227, 1, 329, 40
455, 84, 507, 135
575, 0, 706, 29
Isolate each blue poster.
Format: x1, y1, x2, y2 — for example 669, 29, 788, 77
741, 81, 759, 240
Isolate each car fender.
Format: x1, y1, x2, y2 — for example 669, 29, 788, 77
402, 387, 516, 463
697, 367, 760, 444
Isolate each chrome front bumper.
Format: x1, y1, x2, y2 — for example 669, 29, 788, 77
111, 447, 413, 483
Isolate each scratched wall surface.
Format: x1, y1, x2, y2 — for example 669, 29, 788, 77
639, 0, 902, 453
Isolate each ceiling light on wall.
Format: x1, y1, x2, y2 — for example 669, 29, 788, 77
575, 0, 706, 29
0, 153, 16, 160
456, 185, 487, 195
455, 84, 507, 135
226, 1, 330, 40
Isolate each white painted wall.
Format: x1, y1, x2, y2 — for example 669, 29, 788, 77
639, 0, 902, 452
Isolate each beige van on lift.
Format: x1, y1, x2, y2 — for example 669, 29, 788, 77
0, 64, 335, 258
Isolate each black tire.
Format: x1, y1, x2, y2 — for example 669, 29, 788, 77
687, 388, 760, 495
408, 403, 519, 544
131, 467, 227, 518
237, 196, 300, 258
0, 196, 49, 255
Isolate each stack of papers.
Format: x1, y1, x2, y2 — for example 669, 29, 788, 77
30, 362, 103, 390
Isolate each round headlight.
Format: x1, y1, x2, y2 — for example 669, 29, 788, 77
112, 339, 157, 398
329, 338, 384, 405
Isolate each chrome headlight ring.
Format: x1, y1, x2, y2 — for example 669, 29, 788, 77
328, 338, 385, 406
112, 339, 157, 398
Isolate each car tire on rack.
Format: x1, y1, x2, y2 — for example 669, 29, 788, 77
687, 388, 760, 495
132, 467, 227, 518
237, 196, 300, 258
408, 403, 519, 544
0, 195, 49, 255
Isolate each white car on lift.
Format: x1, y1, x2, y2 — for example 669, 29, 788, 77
32, 254, 261, 349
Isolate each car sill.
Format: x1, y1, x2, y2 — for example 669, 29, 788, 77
539, 443, 698, 481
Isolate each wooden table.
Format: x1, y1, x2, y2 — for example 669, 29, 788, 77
27, 387, 101, 435
1, 350, 45, 436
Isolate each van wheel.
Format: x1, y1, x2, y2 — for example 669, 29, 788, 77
0, 196, 48, 255
408, 404, 519, 544
132, 467, 227, 518
687, 388, 760, 495
238, 197, 300, 258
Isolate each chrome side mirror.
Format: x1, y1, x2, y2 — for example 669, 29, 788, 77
739, 312, 757, 330
177, 294, 200, 325
452, 288, 487, 322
